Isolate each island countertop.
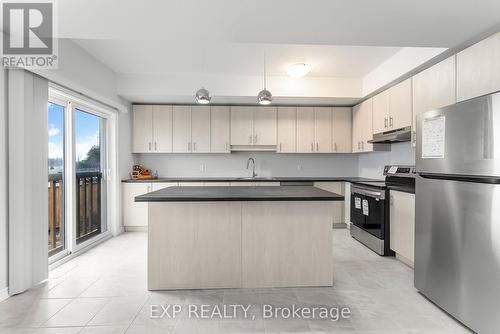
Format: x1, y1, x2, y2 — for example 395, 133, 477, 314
135, 186, 344, 202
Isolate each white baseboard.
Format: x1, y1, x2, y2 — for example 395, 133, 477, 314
396, 253, 414, 269
0, 287, 9, 302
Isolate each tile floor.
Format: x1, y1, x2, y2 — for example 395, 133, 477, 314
0, 230, 471, 333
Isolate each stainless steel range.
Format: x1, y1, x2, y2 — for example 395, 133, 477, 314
350, 165, 415, 255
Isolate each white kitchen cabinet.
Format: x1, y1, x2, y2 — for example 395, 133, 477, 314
390, 190, 415, 267
372, 78, 412, 134
230, 106, 254, 146
152, 105, 173, 153
296, 107, 333, 153
191, 106, 211, 153
206, 182, 231, 186
412, 56, 456, 145
389, 78, 412, 130
372, 89, 390, 135
151, 182, 178, 191
457, 32, 500, 102
230, 182, 255, 186
230, 106, 276, 148
332, 107, 352, 153
352, 99, 373, 153
123, 182, 151, 228
277, 107, 296, 153
254, 107, 277, 145
132, 105, 153, 153
296, 107, 315, 153
314, 182, 344, 225
210, 106, 230, 153
314, 107, 332, 153
172, 105, 192, 153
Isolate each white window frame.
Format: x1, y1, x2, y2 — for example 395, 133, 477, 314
48, 84, 119, 265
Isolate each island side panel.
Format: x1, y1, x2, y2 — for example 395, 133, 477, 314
148, 202, 242, 290
241, 201, 333, 288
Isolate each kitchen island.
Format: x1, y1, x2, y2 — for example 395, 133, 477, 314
136, 186, 343, 290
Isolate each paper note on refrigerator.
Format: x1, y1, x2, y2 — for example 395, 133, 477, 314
362, 199, 369, 216
355, 197, 361, 209
422, 116, 446, 159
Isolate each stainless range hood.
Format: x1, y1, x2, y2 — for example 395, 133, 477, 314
368, 126, 411, 144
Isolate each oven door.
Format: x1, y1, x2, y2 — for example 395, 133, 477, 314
351, 186, 386, 239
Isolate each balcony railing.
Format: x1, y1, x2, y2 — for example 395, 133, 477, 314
48, 171, 103, 256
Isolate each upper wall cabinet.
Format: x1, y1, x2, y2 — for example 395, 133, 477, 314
132, 105, 173, 153
412, 56, 456, 144
352, 99, 373, 153
296, 107, 332, 153
172, 105, 211, 153
457, 32, 500, 102
332, 107, 352, 153
210, 106, 230, 153
372, 78, 412, 135
230, 106, 277, 149
277, 107, 296, 153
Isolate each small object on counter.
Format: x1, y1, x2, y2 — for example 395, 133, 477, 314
130, 165, 157, 179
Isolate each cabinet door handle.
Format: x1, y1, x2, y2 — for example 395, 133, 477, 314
148, 142, 151, 151
316, 142, 319, 152
361, 141, 364, 150
254, 134, 258, 144
193, 142, 197, 151
279, 143, 282, 152
389, 116, 393, 128
188, 142, 191, 152
311, 143, 314, 152
248, 135, 252, 144
357, 141, 360, 150
154, 142, 158, 151
334, 143, 337, 152
384, 118, 388, 129
225, 142, 229, 152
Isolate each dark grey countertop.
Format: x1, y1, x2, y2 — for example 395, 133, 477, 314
123, 176, 382, 184
135, 186, 345, 202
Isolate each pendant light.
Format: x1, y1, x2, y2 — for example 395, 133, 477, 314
257, 54, 272, 105
195, 53, 211, 104
195, 87, 211, 104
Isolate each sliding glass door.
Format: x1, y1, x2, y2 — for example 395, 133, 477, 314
74, 108, 107, 245
48, 94, 110, 262
48, 102, 66, 257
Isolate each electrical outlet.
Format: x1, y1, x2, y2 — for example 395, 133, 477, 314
297, 164, 302, 171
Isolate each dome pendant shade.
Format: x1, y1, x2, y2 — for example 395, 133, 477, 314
195, 87, 211, 104
257, 89, 272, 105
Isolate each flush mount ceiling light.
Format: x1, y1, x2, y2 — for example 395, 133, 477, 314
195, 87, 211, 104
287, 63, 312, 78
258, 54, 272, 105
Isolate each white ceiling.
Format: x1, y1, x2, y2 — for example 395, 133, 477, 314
56, 0, 500, 104
74, 40, 402, 77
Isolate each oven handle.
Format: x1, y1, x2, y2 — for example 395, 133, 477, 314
351, 187, 385, 200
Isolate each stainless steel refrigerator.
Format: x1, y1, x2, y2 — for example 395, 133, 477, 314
415, 91, 500, 333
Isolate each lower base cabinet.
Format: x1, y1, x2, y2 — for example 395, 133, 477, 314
122, 182, 177, 229
314, 182, 345, 225
389, 190, 415, 267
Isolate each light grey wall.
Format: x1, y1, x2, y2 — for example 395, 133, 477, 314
0, 67, 8, 294
358, 142, 416, 179
137, 152, 359, 178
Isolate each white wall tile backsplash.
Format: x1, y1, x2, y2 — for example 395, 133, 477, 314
357, 142, 416, 179
137, 151, 359, 178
